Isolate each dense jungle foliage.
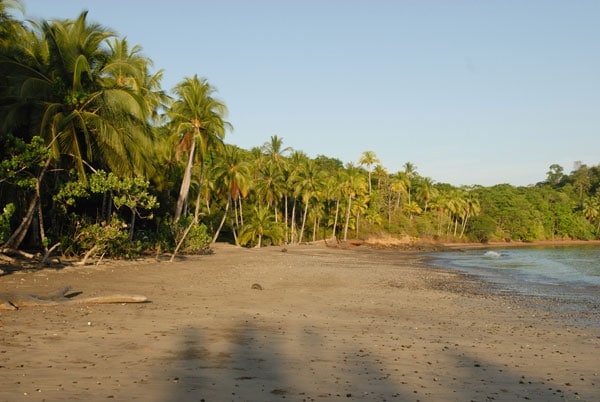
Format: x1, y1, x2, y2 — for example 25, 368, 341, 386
1, 2, 600, 261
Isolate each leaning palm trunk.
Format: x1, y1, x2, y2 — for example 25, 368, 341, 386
299, 201, 309, 244
193, 162, 207, 223
459, 212, 470, 238
290, 199, 297, 244
343, 195, 352, 241
284, 195, 289, 243
212, 196, 230, 243
174, 139, 196, 223
331, 198, 340, 240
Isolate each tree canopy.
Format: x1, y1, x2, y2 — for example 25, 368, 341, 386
1, 2, 599, 263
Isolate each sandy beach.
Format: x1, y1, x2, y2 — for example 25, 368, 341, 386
0, 243, 598, 402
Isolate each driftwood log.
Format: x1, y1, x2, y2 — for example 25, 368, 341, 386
0, 286, 148, 311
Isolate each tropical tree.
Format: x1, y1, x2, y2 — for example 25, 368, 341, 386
169, 75, 230, 223
342, 163, 367, 241
546, 164, 564, 186
583, 196, 600, 232
292, 158, 326, 243
358, 150, 380, 195
571, 162, 591, 208
210, 144, 251, 243
416, 177, 437, 213
323, 170, 345, 240
238, 206, 283, 247
1, 11, 159, 249
262, 134, 291, 167
0, 0, 24, 49
403, 162, 417, 205
254, 162, 285, 219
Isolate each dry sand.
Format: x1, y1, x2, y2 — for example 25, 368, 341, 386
0, 243, 598, 401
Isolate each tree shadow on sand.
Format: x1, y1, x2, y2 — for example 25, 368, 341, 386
153, 314, 590, 402
157, 317, 408, 401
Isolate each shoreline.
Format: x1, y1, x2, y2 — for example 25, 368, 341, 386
1, 243, 599, 401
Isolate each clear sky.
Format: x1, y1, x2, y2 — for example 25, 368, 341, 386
20, 0, 600, 186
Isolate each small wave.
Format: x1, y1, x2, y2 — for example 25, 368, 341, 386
484, 251, 502, 258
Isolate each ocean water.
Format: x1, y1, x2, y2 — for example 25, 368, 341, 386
426, 246, 600, 323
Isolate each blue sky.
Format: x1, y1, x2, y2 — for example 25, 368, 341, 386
21, 0, 600, 186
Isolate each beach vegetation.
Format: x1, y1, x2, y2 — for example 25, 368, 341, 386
2, 3, 600, 264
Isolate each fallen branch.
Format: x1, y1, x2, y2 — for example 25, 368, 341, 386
0, 248, 35, 259
77, 244, 100, 266
0, 286, 148, 310
38, 242, 61, 267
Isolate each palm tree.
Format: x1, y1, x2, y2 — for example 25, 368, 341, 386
2, 12, 153, 177
403, 162, 417, 205
583, 196, 600, 232
372, 164, 388, 191
286, 150, 309, 243
358, 150, 380, 195
325, 170, 345, 240
416, 177, 437, 213
342, 163, 367, 241
1, 12, 159, 249
293, 158, 326, 243
169, 75, 231, 222
254, 162, 285, 219
459, 193, 481, 238
262, 135, 292, 232
262, 134, 291, 166
239, 206, 283, 248
210, 145, 251, 243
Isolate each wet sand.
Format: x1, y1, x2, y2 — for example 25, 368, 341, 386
0, 243, 598, 401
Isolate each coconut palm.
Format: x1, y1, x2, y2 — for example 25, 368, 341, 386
1, 12, 159, 248
292, 158, 326, 243
254, 162, 285, 219
210, 145, 251, 243
416, 177, 437, 213
403, 162, 418, 204
262, 134, 291, 166
342, 163, 367, 241
358, 150, 380, 195
325, 170, 345, 240
169, 75, 231, 222
239, 206, 283, 248
0, 0, 24, 49
286, 150, 309, 243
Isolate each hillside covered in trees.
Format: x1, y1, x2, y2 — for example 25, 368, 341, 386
2, 2, 600, 262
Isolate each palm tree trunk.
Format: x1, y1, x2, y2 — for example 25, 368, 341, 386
343, 196, 352, 241
284, 195, 289, 243
212, 196, 231, 243
230, 217, 239, 245
239, 196, 244, 227
174, 140, 196, 223
193, 162, 206, 223
290, 199, 297, 244
129, 209, 136, 241
299, 201, 309, 244
331, 198, 340, 239
460, 212, 470, 238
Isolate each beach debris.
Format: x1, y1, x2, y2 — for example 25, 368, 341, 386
251, 283, 263, 290
0, 286, 148, 310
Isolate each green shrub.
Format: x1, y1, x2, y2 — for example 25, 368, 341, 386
62, 216, 141, 258
172, 216, 211, 254
0, 203, 15, 244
